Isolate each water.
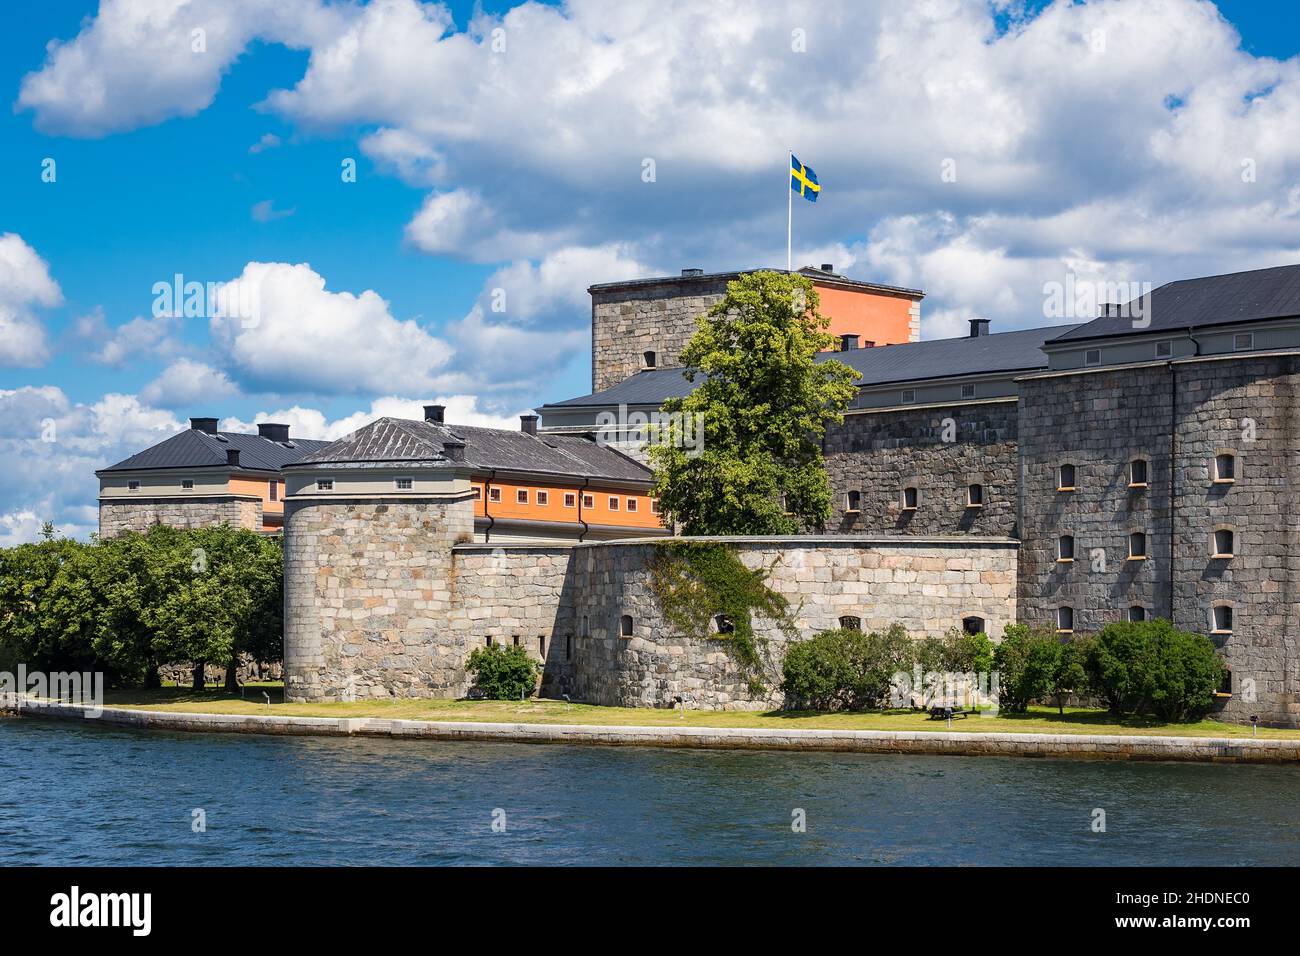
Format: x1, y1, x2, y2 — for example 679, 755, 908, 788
3, 716, 1298, 866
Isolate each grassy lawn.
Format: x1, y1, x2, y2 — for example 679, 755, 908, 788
94, 683, 1300, 739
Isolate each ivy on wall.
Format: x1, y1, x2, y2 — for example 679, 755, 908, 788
648, 541, 795, 694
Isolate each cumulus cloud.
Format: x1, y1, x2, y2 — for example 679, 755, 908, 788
140, 359, 240, 408
251, 199, 295, 222
0, 233, 63, 366
221, 394, 521, 441
73, 308, 184, 366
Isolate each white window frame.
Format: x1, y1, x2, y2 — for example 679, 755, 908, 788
626, 497, 637, 512
316, 479, 333, 492
516, 489, 529, 505
900, 388, 916, 405
1084, 349, 1101, 366
536, 490, 549, 506
128, 480, 141, 492
563, 492, 576, 508
1233, 332, 1254, 351
181, 479, 194, 491
1154, 340, 1172, 358
1211, 604, 1234, 635
488, 487, 502, 503
608, 496, 619, 511
394, 477, 413, 491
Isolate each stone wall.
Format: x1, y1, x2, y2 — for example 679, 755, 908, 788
283, 496, 474, 702
570, 536, 1018, 710
98, 496, 262, 537
824, 400, 1020, 536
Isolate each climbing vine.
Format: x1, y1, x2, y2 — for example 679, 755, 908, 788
648, 541, 795, 694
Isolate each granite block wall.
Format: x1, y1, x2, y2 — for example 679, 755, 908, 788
98, 496, 262, 537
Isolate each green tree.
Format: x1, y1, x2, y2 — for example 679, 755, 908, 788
466, 644, 540, 700
992, 624, 1058, 713
0, 532, 92, 673
1086, 619, 1224, 721
650, 271, 858, 534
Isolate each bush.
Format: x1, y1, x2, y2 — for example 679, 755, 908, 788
466, 644, 540, 700
1086, 619, 1224, 721
781, 624, 912, 711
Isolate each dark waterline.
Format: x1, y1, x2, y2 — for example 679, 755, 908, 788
3, 716, 1298, 866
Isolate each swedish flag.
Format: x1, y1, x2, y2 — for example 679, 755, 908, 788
791, 154, 820, 202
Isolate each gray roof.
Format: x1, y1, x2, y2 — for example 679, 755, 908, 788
1050, 264, 1300, 343
293, 417, 651, 483
99, 427, 331, 474
542, 324, 1080, 409
589, 266, 923, 298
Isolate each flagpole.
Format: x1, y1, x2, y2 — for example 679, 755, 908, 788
787, 148, 793, 272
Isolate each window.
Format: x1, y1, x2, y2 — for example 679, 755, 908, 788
1155, 340, 1173, 358
486, 636, 494, 646
394, 477, 412, 491
489, 487, 502, 503
128, 480, 140, 492
516, 489, 529, 505
316, 479, 333, 492
1213, 528, 1235, 558
962, 616, 985, 636
626, 498, 637, 512
901, 486, 918, 510
1084, 349, 1101, 365
471, 486, 481, 499
967, 483, 983, 507
565, 635, 572, 661
181, 479, 194, 491
538, 636, 545, 657
536, 490, 549, 506
1129, 459, 1148, 487
900, 388, 916, 404
269, 479, 279, 500
961, 383, 976, 399
1128, 531, 1147, 560
839, 615, 861, 631
512, 634, 520, 646
1233, 332, 1254, 351
1057, 463, 1076, 491
651, 499, 661, 514
714, 614, 735, 634
1056, 606, 1075, 633
564, 492, 576, 508
845, 489, 861, 512
1214, 453, 1236, 482
1128, 606, 1147, 622
643, 350, 657, 369
1218, 669, 1233, 696
620, 615, 634, 637
1211, 604, 1233, 634
1058, 535, 1075, 562
582, 494, 594, 509
608, 496, 619, 511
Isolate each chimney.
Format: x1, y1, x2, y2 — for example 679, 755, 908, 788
190, 417, 219, 435
820, 263, 834, 273
520, 414, 539, 436
681, 267, 704, 277
424, 404, 445, 424
257, 422, 290, 443
968, 318, 991, 338
442, 440, 466, 462
840, 333, 860, 351
226, 449, 240, 468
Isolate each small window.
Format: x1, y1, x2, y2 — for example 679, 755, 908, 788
516, 489, 529, 505
512, 634, 520, 646
1128, 531, 1147, 559
582, 494, 594, 509
181, 479, 194, 491
620, 615, 634, 637
967, 483, 983, 507
900, 388, 916, 404
316, 479, 333, 492
1213, 529, 1235, 558
395, 477, 412, 491
643, 350, 657, 369
839, 615, 861, 631
128, 480, 141, 492
565, 634, 572, 661
650, 499, 661, 514
538, 636, 545, 657
564, 492, 576, 508
608, 496, 619, 511
1211, 604, 1233, 634
714, 614, 735, 635
845, 490, 861, 512
962, 616, 985, 636
471, 486, 481, 499
961, 383, 976, 399
1058, 535, 1075, 562
488, 487, 502, 503
1218, 669, 1233, 696
1233, 332, 1254, 351
536, 490, 549, 506
1155, 340, 1172, 358
1056, 606, 1074, 633
1129, 459, 1148, 487
1128, 605, 1146, 622
486, 636, 493, 646
626, 498, 637, 512
1214, 453, 1236, 482
1057, 463, 1076, 491
269, 479, 279, 500
901, 486, 918, 510
1084, 349, 1101, 366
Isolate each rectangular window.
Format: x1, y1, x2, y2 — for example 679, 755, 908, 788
967, 483, 983, 507
564, 492, 576, 508
316, 479, 333, 492
565, 634, 572, 661
516, 489, 529, 504
536, 490, 549, 506
1129, 606, 1146, 622
1057, 463, 1076, 491
1233, 332, 1254, 351
1058, 535, 1075, 562
538, 636, 545, 657
181, 479, 194, 491
651, 499, 661, 514
900, 388, 916, 404
1212, 605, 1233, 634
395, 477, 413, 490
1213, 529, 1235, 557
1214, 453, 1236, 482
1129, 459, 1148, 487
961, 383, 976, 399
582, 494, 594, 509
471, 486, 481, 499
1155, 340, 1172, 358
128, 480, 140, 492
901, 486, 918, 510
626, 498, 637, 512
489, 487, 501, 503
1084, 349, 1101, 365
1128, 531, 1147, 559
608, 496, 619, 511
1056, 607, 1074, 633
846, 490, 861, 512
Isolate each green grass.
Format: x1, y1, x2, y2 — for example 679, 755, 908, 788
96, 684, 1300, 739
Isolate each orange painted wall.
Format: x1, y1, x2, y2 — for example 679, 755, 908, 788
814, 283, 917, 347
230, 475, 284, 529
472, 478, 662, 531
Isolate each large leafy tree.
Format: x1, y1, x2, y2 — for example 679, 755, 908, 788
650, 270, 857, 534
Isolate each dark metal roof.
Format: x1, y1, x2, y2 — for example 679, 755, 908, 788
294, 417, 652, 483
98, 428, 331, 474
1049, 264, 1300, 343
589, 266, 923, 299
541, 324, 1080, 409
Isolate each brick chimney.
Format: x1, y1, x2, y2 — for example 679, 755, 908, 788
190, 417, 219, 435
968, 318, 991, 338
226, 449, 240, 467
520, 414, 539, 436
257, 422, 290, 442
424, 404, 445, 424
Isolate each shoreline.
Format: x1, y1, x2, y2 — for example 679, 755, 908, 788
4, 697, 1298, 763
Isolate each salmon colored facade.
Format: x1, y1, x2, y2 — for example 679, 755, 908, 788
471, 477, 662, 533
230, 475, 286, 526
813, 281, 919, 348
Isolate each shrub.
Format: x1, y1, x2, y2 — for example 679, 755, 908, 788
1086, 619, 1224, 721
781, 624, 911, 711
992, 625, 1094, 714
947, 627, 995, 675
466, 644, 540, 700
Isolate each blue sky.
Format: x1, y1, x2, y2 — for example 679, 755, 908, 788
3, 0, 1300, 542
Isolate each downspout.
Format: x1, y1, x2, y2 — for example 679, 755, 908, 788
1168, 327, 1201, 620
577, 477, 590, 542
483, 469, 496, 543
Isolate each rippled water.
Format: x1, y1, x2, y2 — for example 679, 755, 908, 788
3, 716, 1298, 865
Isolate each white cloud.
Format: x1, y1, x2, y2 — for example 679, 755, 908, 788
221, 394, 520, 440
73, 308, 184, 366
251, 199, 296, 222
0, 233, 63, 367
140, 359, 240, 408
249, 132, 282, 153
